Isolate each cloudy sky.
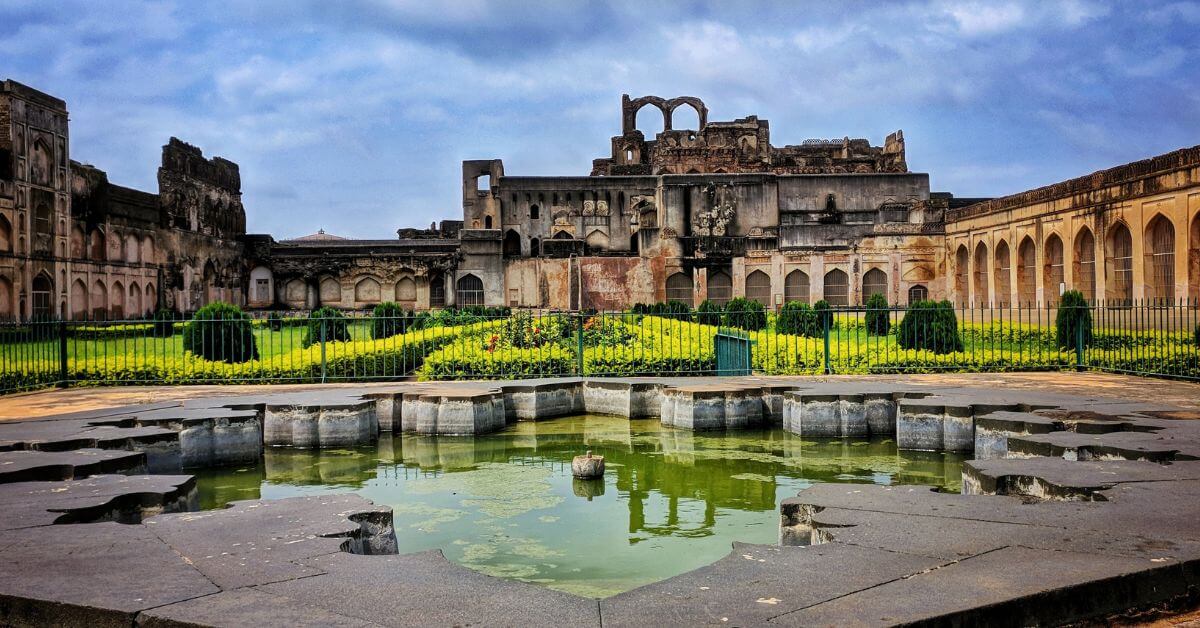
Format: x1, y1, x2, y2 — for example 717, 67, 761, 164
3, 0, 1197, 238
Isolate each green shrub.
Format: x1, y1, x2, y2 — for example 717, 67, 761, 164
864, 293, 891, 336
497, 311, 570, 348
723, 298, 767, 331
371, 302, 414, 339
303, 306, 351, 347
1055, 290, 1092, 352
777, 301, 822, 337
153, 309, 178, 338
181, 302, 258, 363
897, 300, 963, 354
1194, 323, 1199, 348
696, 300, 724, 326
813, 300, 833, 333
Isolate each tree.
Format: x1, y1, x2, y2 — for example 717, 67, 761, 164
1055, 290, 1092, 352
182, 302, 258, 363
897, 300, 963, 353
864, 293, 891, 336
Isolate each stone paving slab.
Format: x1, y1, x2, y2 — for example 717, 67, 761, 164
771, 545, 1195, 627
254, 551, 602, 628
964, 458, 1200, 499
601, 542, 945, 628
0, 474, 195, 530
0, 522, 219, 627
0, 447, 146, 482
138, 588, 380, 628
145, 494, 395, 590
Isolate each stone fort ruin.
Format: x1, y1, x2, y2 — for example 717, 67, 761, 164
2, 79, 1198, 319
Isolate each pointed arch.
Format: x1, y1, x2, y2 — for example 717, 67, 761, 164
1190, 212, 1200, 300
0, 215, 11, 254
585, 229, 609, 253
784, 269, 809, 304
429, 274, 446, 308
503, 229, 522, 257
91, 280, 107, 319
145, 283, 156, 313
125, 233, 140, 263
1016, 236, 1036, 306
395, 276, 416, 303
1144, 214, 1176, 303
1073, 226, 1096, 302
354, 276, 381, 304
862, 268, 888, 301
319, 276, 341, 304
665, 272, 693, 306
994, 240, 1011, 307
745, 269, 772, 306
71, 279, 88, 320
954, 245, 969, 307
109, 281, 124, 319
128, 281, 142, 316
707, 270, 732, 306
1043, 234, 1064, 305
823, 269, 849, 306
0, 274, 13, 320
530, 237, 541, 257
456, 273, 484, 306
89, 229, 106, 261
973, 241, 989, 306
31, 272, 53, 319
1105, 222, 1133, 304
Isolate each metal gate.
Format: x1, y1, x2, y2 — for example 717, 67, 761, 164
714, 331, 753, 376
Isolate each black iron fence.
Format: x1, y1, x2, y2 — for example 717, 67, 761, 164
0, 300, 1197, 393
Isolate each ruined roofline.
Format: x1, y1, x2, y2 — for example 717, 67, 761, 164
1, 78, 67, 111
947, 143, 1200, 222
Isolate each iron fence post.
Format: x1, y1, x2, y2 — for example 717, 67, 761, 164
576, 313, 585, 376
320, 319, 327, 383
57, 319, 68, 388
1075, 308, 1085, 371
822, 312, 832, 375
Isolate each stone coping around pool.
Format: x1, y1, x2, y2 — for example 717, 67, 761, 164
0, 378, 1200, 625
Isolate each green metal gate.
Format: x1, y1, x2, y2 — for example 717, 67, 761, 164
714, 331, 753, 376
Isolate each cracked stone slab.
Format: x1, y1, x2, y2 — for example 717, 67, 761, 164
255, 550, 602, 628
138, 588, 379, 627
0, 474, 195, 530
771, 545, 1196, 627
963, 458, 1200, 499
0, 448, 146, 483
600, 542, 945, 628
144, 494, 395, 589
0, 522, 219, 627
1007, 429, 1200, 462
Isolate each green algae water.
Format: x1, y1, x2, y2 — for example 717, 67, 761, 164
195, 415, 965, 598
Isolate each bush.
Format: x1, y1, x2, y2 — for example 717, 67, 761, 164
695, 300, 724, 326
897, 300, 963, 354
153, 309, 178, 338
181, 302, 258, 364
777, 301, 822, 337
723, 298, 767, 331
864, 293, 891, 336
303, 306, 351, 347
813, 300, 833, 333
371, 302, 414, 339
267, 312, 284, 332
1055, 290, 1092, 352
496, 311, 570, 348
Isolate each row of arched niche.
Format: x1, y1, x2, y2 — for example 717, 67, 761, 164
0, 214, 155, 265
0, 272, 157, 320
954, 213, 1200, 306
274, 274, 489, 309
661, 269, 928, 309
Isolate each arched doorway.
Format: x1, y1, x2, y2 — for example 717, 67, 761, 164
456, 274, 484, 307
665, 272, 692, 307
954, 245, 969, 307
429, 275, 446, 308
1017, 237, 1036, 306
1145, 215, 1175, 303
71, 279, 88, 320
31, 273, 53, 319
1043, 234, 1064, 305
707, 271, 732, 306
994, 241, 1011, 307
1106, 222, 1133, 304
745, 270, 771, 307
784, 269, 809, 304
1074, 227, 1096, 302
503, 229, 522, 257
862, 268, 887, 302
823, 269, 849, 306
973, 242, 989, 306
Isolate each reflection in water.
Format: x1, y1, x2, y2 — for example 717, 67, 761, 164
194, 415, 965, 598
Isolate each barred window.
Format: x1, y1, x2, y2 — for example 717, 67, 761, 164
823, 269, 849, 307
784, 269, 809, 304
862, 268, 887, 301
745, 270, 772, 306
456, 274, 484, 307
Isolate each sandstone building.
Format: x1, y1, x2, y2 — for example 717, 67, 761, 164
2, 79, 1198, 319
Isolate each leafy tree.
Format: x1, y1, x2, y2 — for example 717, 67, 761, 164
371, 302, 414, 339
813, 300, 833, 333
303, 306, 351, 347
864, 293, 891, 336
1055, 290, 1093, 352
897, 300, 963, 354
724, 297, 767, 331
695, 300, 724, 326
777, 301, 821, 337
182, 302, 258, 363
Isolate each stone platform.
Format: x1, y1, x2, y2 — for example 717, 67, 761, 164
0, 374, 1198, 626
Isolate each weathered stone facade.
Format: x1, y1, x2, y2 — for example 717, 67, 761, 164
6, 79, 1197, 317
943, 146, 1200, 306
